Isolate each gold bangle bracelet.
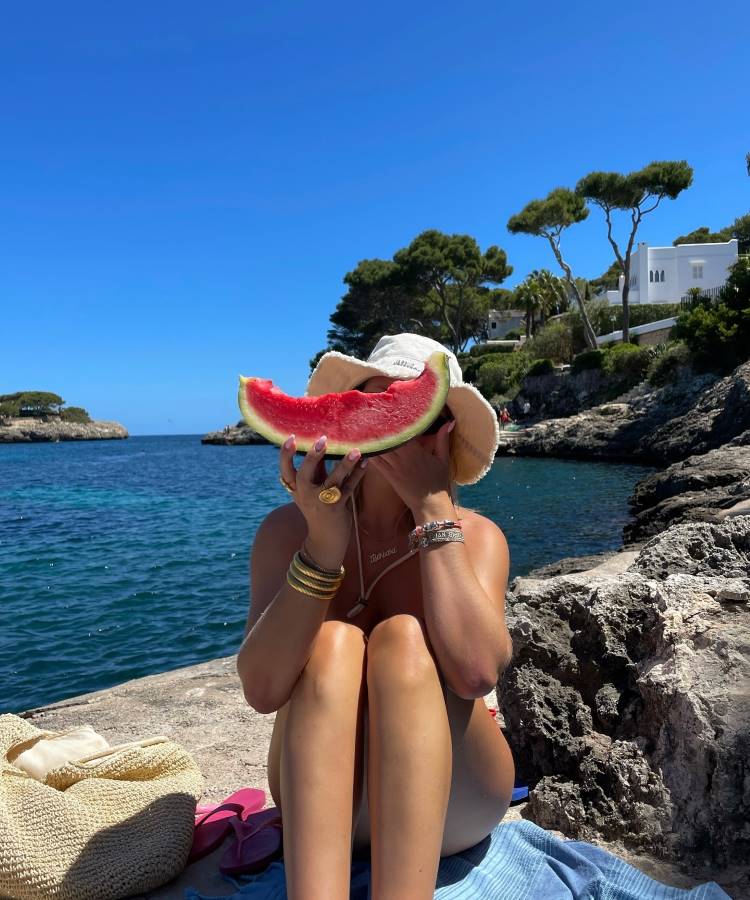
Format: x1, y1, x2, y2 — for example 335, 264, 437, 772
289, 564, 342, 593
292, 555, 343, 584
294, 551, 345, 581
286, 571, 339, 601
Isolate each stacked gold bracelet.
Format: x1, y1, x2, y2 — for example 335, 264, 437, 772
287, 550, 345, 602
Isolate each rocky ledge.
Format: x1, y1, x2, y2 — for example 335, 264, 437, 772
625, 430, 750, 543
201, 421, 269, 445
0, 417, 128, 443
498, 360, 750, 465
498, 516, 750, 898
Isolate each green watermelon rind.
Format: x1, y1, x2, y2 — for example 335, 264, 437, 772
237, 350, 451, 457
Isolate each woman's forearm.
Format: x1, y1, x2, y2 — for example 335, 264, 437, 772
413, 498, 511, 698
237, 580, 333, 714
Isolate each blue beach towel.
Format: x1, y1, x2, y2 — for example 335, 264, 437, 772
184, 819, 730, 900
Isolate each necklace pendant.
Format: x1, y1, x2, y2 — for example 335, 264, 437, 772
346, 598, 367, 619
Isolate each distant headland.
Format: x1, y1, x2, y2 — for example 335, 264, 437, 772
0, 391, 128, 443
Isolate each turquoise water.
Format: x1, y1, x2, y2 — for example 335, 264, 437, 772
0, 436, 657, 713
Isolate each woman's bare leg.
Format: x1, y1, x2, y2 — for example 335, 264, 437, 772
279, 620, 368, 900
365, 614, 452, 900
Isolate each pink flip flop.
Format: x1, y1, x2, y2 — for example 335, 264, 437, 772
219, 806, 283, 876
188, 788, 267, 864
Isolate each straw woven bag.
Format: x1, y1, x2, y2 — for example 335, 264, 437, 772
0, 714, 204, 900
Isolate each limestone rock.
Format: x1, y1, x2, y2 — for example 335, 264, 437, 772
201, 421, 270, 445
497, 360, 750, 465
498, 516, 750, 876
0, 417, 128, 442
625, 431, 750, 542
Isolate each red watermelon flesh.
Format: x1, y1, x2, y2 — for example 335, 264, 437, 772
237, 350, 450, 456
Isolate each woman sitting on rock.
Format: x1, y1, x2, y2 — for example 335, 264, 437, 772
237, 333, 515, 900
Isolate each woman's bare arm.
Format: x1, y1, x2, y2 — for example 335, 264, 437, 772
236, 504, 334, 714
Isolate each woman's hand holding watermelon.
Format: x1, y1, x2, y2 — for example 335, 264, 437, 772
280, 433, 368, 571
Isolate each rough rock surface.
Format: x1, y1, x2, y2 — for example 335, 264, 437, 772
497, 360, 750, 465
202, 421, 269, 445
498, 517, 750, 896
624, 429, 750, 542
0, 416, 128, 442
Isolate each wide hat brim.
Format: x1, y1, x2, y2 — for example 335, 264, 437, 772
306, 349, 500, 485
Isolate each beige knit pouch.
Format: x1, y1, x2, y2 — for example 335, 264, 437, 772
0, 714, 204, 900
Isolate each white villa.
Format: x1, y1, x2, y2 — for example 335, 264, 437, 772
487, 308, 526, 338
601, 238, 739, 305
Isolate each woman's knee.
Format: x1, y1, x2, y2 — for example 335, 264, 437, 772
366, 614, 439, 685
298, 620, 367, 698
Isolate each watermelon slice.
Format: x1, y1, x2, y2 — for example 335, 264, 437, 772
237, 350, 450, 457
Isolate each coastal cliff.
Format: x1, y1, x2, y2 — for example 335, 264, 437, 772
498, 360, 750, 465
0, 416, 129, 443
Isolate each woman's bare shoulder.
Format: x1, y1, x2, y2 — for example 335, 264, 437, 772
459, 508, 509, 545
253, 502, 307, 548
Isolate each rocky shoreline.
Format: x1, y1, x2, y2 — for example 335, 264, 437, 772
497, 361, 750, 466
0, 416, 128, 443
201, 421, 269, 445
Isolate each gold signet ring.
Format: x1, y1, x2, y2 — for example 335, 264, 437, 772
279, 475, 296, 493
318, 485, 342, 504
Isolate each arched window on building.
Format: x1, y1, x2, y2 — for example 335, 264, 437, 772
655, 270, 660, 283
649, 270, 653, 282
661, 270, 665, 282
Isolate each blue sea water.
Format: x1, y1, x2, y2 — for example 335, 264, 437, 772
0, 436, 657, 714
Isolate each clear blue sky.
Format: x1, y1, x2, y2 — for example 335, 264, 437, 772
2, 1, 747, 435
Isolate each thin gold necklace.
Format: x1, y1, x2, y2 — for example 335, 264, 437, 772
356, 503, 412, 565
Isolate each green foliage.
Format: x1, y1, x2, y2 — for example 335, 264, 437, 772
394, 230, 512, 352
324, 231, 512, 358
503, 329, 521, 341
4, 391, 65, 416
673, 212, 750, 254
326, 258, 425, 359
673, 225, 730, 246
525, 319, 573, 364
0, 392, 94, 423
600, 343, 651, 382
671, 257, 750, 373
576, 161, 693, 211
60, 406, 91, 423
570, 349, 605, 374
588, 260, 621, 294
507, 188, 589, 236
525, 358, 555, 377
472, 351, 532, 400
646, 342, 693, 386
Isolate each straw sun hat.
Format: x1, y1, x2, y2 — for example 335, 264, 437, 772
306, 333, 500, 485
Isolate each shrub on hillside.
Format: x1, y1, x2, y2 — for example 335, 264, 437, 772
474, 351, 531, 400
671, 257, 750, 374
646, 342, 693, 387
60, 406, 92, 423
571, 349, 605, 375
525, 358, 555, 377
525, 320, 573, 365
601, 343, 651, 382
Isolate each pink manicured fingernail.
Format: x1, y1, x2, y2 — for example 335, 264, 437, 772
447, 420, 456, 432
348, 449, 361, 461
284, 435, 295, 449
315, 436, 327, 451
360, 458, 368, 468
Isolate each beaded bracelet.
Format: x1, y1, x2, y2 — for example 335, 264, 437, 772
411, 527, 465, 551
408, 519, 462, 550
